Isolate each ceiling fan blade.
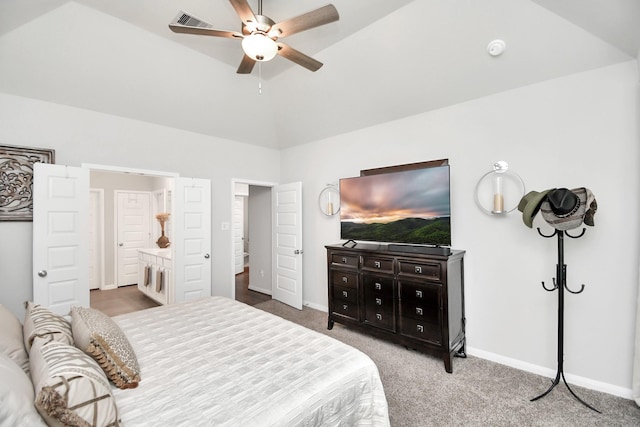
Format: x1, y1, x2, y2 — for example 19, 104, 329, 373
229, 0, 257, 26
237, 55, 256, 74
271, 4, 339, 38
169, 11, 241, 38
277, 43, 323, 72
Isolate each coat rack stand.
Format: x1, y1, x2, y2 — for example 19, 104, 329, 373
531, 227, 600, 413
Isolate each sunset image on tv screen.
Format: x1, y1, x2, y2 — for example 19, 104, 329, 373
340, 166, 451, 245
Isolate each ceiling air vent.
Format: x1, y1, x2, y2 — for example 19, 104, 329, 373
175, 12, 211, 28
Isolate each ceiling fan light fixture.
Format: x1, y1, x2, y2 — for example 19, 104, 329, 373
242, 33, 278, 61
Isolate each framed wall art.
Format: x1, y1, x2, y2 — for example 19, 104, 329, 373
0, 144, 55, 221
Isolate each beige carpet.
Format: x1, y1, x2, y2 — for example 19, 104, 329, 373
254, 299, 640, 427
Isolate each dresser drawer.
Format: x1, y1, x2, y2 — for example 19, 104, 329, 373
400, 299, 439, 323
399, 280, 441, 304
362, 274, 394, 296
361, 256, 394, 273
330, 270, 358, 289
333, 284, 358, 304
330, 253, 359, 269
364, 302, 395, 332
399, 316, 441, 345
398, 259, 441, 281
332, 300, 358, 320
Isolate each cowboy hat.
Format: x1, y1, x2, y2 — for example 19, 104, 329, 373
517, 189, 555, 228
583, 188, 597, 226
540, 187, 595, 230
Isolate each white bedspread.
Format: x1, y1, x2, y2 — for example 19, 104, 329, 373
111, 297, 389, 426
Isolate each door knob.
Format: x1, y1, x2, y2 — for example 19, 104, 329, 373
294, 249, 304, 255
204, 253, 210, 259
119, 243, 123, 247
38, 270, 47, 278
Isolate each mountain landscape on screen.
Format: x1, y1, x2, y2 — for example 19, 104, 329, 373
340, 165, 451, 246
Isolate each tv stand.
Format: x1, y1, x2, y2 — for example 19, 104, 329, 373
388, 244, 451, 256
326, 242, 466, 373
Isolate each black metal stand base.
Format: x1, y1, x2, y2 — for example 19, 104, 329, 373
531, 369, 601, 413
531, 228, 600, 413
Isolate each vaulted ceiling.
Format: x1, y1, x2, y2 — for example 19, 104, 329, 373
0, 0, 638, 149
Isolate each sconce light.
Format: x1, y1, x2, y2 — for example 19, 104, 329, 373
475, 161, 525, 215
319, 184, 340, 216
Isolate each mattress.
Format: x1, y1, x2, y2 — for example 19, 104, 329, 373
111, 297, 389, 426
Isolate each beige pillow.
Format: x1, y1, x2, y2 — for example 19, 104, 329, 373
71, 306, 140, 389
0, 303, 30, 374
29, 337, 119, 427
0, 352, 47, 426
23, 302, 73, 351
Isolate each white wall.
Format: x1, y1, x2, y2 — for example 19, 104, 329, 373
0, 93, 281, 317
280, 61, 640, 397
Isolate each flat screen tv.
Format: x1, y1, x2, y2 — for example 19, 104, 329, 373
339, 165, 451, 246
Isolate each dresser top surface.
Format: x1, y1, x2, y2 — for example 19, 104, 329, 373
325, 242, 464, 259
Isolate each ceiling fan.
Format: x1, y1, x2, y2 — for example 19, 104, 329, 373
169, 0, 339, 74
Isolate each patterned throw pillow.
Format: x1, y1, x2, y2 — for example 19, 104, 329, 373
71, 306, 140, 389
23, 301, 74, 351
29, 338, 119, 427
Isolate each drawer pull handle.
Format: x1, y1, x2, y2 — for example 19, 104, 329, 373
374, 261, 381, 268
342, 290, 348, 298
376, 313, 383, 321
342, 276, 348, 283
376, 298, 382, 306
375, 282, 382, 290
415, 266, 422, 274
341, 257, 347, 263
417, 324, 424, 333
416, 290, 423, 298
416, 307, 423, 315
343, 304, 348, 310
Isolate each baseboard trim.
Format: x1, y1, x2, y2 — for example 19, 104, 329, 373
101, 284, 117, 291
247, 284, 271, 295
467, 346, 632, 399
303, 301, 327, 312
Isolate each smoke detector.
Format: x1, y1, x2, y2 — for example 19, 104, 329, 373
487, 40, 506, 57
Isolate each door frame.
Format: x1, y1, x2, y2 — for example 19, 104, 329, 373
83, 163, 179, 290
89, 188, 105, 290
229, 179, 277, 300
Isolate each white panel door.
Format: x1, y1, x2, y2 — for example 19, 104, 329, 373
174, 177, 211, 303
233, 196, 245, 275
116, 192, 151, 287
33, 163, 89, 315
272, 182, 303, 310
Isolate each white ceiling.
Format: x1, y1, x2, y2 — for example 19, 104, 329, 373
0, 0, 638, 149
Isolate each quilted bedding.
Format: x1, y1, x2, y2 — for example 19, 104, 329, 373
111, 297, 389, 426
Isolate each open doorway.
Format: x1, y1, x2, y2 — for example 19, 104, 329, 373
34, 163, 212, 316
231, 179, 304, 310
233, 181, 273, 306
86, 164, 176, 316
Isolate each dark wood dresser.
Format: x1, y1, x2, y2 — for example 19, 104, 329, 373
326, 243, 466, 373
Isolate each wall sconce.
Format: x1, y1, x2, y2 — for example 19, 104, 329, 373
475, 161, 525, 215
319, 184, 340, 216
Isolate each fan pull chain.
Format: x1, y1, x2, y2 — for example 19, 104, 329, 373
258, 62, 263, 95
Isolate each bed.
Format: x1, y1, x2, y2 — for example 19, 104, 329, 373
0, 297, 390, 427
